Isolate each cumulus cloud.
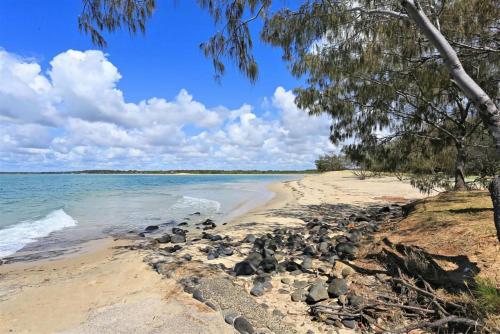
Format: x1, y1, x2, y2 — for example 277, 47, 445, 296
0, 48, 335, 171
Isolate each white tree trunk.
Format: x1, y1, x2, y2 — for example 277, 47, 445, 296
401, 0, 500, 153
400, 0, 500, 242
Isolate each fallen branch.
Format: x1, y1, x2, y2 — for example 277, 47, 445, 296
390, 315, 482, 333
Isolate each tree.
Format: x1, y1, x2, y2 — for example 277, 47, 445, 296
78, 0, 500, 240
315, 153, 349, 172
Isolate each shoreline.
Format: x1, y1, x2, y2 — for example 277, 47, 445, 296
0, 171, 429, 334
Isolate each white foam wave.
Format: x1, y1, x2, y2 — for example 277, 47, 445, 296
171, 196, 221, 213
0, 209, 78, 258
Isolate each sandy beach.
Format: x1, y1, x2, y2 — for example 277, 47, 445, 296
0, 171, 428, 334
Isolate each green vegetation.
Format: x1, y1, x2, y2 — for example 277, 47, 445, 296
0, 170, 317, 175
314, 154, 350, 172
475, 278, 500, 315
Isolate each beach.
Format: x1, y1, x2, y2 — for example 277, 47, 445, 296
0, 171, 429, 334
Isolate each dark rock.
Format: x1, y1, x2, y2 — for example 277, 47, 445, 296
303, 245, 317, 256
335, 242, 358, 258
348, 294, 364, 308
210, 234, 222, 242
259, 257, 278, 273
246, 252, 263, 268
234, 260, 257, 276
156, 234, 171, 243
178, 222, 188, 226
201, 219, 214, 225
138, 232, 146, 237
224, 313, 238, 325
328, 278, 349, 297
171, 234, 186, 243
378, 206, 391, 213
250, 284, 265, 297
145, 225, 159, 232
355, 214, 369, 222
318, 241, 330, 254
207, 251, 219, 260
243, 234, 256, 243
163, 245, 182, 253
285, 260, 301, 272
306, 282, 328, 304
291, 289, 307, 302
183, 254, 192, 261
171, 227, 186, 235
342, 319, 357, 329
221, 247, 234, 256
234, 316, 254, 334
192, 289, 204, 302
301, 257, 313, 270
192, 212, 201, 215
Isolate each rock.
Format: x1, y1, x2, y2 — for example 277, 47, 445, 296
291, 289, 307, 302
272, 309, 285, 319
250, 284, 265, 297
328, 278, 349, 297
221, 247, 234, 256
246, 252, 263, 268
192, 289, 204, 302
335, 242, 358, 258
303, 245, 316, 256
183, 254, 192, 261
281, 278, 291, 285
354, 214, 369, 222
234, 260, 257, 276
301, 257, 313, 270
285, 260, 301, 272
201, 219, 214, 225
292, 280, 308, 289
342, 319, 357, 329
224, 313, 238, 325
378, 206, 391, 213
171, 234, 186, 243
306, 282, 329, 303
234, 316, 254, 334
163, 245, 182, 253
138, 232, 146, 237
259, 257, 278, 273
210, 234, 222, 242
178, 222, 188, 226
318, 241, 330, 253
207, 251, 218, 260
349, 294, 364, 308
346, 231, 362, 243
145, 225, 159, 232
156, 234, 171, 243
172, 227, 186, 235
192, 211, 201, 215
341, 266, 355, 278
278, 288, 289, 294
244, 234, 256, 243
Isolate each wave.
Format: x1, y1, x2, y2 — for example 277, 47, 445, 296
0, 209, 78, 258
171, 195, 221, 213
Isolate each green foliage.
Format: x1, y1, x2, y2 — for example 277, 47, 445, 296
314, 154, 349, 172
475, 278, 500, 315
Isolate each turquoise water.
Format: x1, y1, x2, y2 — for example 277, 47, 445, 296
0, 174, 296, 258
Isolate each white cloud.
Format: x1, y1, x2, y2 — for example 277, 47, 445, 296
0, 48, 335, 171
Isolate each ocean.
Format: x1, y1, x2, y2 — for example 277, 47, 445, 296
0, 174, 297, 259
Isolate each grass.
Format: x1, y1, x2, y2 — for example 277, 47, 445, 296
475, 278, 500, 314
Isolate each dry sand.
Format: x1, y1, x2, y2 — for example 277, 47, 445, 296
0, 171, 428, 334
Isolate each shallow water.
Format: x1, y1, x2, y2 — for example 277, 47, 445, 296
0, 174, 297, 258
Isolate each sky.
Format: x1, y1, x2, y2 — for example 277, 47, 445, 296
0, 0, 335, 171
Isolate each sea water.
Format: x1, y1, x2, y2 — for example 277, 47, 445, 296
0, 174, 296, 259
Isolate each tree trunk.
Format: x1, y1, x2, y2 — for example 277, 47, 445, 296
400, 0, 500, 241
400, 0, 500, 152
488, 177, 500, 242
454, 144, 466, 191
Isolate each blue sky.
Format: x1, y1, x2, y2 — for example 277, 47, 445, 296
0, 1, 333, 171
